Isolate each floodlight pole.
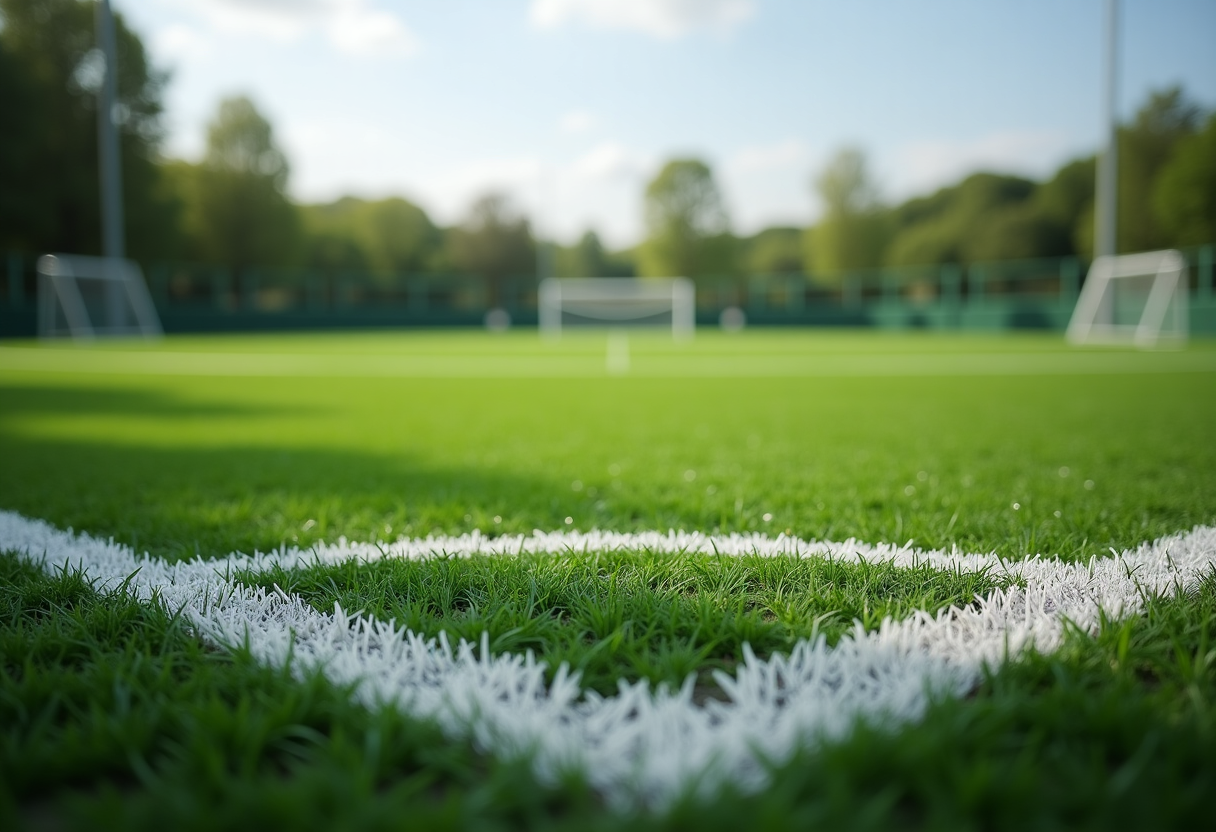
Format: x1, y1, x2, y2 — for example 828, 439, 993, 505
96, 0, 125, 261
1095, 0, 1119, 259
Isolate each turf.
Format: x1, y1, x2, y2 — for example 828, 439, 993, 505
4, 552, 1212, 831
2, 329, 1215, 828
239, 549, 1003, 695
1, 331, 1214, 562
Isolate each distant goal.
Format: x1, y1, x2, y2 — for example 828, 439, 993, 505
538, 277, 695, 339
1066, 250, 1188, 348
38, 254, 162, 340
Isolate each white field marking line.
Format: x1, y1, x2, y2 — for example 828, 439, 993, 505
2, 345, 1215, 378
4, 510, 1215, 808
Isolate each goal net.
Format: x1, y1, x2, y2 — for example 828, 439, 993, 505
538, 277, 695, 339
37, 254, 163, 339
1066, 249, 1188, 348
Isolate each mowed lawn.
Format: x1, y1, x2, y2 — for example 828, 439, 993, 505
2, 329, 1215, 560
2, 329, 1215, 830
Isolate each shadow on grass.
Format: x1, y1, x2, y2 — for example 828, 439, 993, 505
0, 435, 565, 560
0, 383, 558, 560
0, 381, 308, 420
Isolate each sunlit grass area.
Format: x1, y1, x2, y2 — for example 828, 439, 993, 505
2, 329, 1215, 830
1, 330, 1214, 561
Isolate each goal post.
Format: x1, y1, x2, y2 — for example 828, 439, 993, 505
1066, 249, 1188, 348
538, 277, 695, 339
37, 254, 163, 340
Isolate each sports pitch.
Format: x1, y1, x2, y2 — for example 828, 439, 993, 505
2, 329, 1215, 829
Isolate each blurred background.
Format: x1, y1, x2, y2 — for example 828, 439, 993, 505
1, 0, 1214, 335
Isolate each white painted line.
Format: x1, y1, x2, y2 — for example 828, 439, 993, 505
4, 510, 1214, 808
2, 345, 1214, 378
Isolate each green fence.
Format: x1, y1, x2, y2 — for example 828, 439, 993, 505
2, 246, 1213, 337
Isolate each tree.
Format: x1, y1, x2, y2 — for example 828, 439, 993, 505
301, 196, 441, 279
182, 96, 301, 269
1116, 86, 1202, 253
0, 39, 43, 252
361, 198, 441, 275
447, 193, 535, 305
640, 159, 732, 278
965, 203, 1071, 262
742, 227, 804, 275
1034, 157, 1096, 257
571, 230, 607, 277
884, 172, 1056, 266
0, 0, 179, 258
1153, 112, 1216, 247
809, 147, 890, 276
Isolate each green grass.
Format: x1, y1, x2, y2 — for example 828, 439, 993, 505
4, 551, 1212, 831
2, 329, 1216, 828
2, 331, 1214, 561
240, 550, 1003, 695
0, 554, 603, 831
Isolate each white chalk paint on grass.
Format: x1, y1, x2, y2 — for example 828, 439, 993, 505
3, 510, 1214, 808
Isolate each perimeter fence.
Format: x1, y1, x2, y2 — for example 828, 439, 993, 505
1, 245, 1213, 337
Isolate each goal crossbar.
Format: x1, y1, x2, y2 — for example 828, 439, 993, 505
1066, 249, 1188, 348
37, 254, 163, 340
539, 277, 695, 339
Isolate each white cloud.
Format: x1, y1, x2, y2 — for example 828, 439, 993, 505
886, 130, 1072, 198
328, 3, 419, 57
569, 142, 653, 181
559, 109, 598, 135
530, 0, 756, 39
166, 0, 418, 57
152, 23, 214, 62
726, 138, 810, 174
400, 144, 656, 246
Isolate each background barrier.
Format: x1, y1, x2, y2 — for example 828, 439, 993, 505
2, 246, 1213, 337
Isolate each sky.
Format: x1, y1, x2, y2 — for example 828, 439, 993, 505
118, 0, 1216, 248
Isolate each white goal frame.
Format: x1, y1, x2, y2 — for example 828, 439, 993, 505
37, 254, 163, 340
538, 277, 695, 339
1066, 249, 1188, 348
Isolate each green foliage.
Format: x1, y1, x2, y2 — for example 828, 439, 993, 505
1153, 112, 1216, 247
552, 230, 635, 278
0, 0, 180, 259
640, 159, 733, 279
739, 227, 804, 275
446, 193, 535, 303
809, 148, 891, 277
1036, 156, 1096, 257
565, 230, 607, 276
301, 196, 443, 279
886, 173, 1043, 266
1115, 86, 1203, 254
801, 86, 1210, 272
0, 40, 44, 253
172, 96, 302, 269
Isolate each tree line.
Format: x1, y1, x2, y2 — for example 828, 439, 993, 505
3, 0, 1214, 296
650, 86, 1215, 283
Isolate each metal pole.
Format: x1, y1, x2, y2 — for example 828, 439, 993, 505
96, 0, 124, 259
1095, 0, 1119, 258
96, 0, 127, 329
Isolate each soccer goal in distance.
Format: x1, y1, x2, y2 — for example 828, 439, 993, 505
538, 277, 695, 339
1066, 249, 1188, 348
37, 254, 163, 339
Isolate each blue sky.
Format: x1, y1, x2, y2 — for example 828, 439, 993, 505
120, 0, 1216, 246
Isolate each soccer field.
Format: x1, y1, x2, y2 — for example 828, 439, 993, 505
2, 330, 1215, 829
